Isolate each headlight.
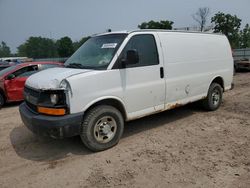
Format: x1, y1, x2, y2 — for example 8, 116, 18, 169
39, 90, 66, 106
50, 94, 59, 105
37, 91, 68, 116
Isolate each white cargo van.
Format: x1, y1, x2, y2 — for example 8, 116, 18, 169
19, 30, 233, 151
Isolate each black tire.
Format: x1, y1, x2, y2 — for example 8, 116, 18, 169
0, 93, 5, 108
80, 105, 124, 152
202, 83, 223, 111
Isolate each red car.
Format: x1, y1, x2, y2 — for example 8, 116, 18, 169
0, 62, 63, 107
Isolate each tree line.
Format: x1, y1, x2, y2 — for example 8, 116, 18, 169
0, 36, 90, 59
17, 36, 90, 59
1, 9, 250, 58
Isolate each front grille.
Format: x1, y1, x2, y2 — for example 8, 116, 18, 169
23, 86, 68, 114
24, 86, 40, 113
25, 101, 38, 113
24, 86, 40, 98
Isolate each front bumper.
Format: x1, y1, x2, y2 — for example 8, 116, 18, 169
19, 102, 83, 139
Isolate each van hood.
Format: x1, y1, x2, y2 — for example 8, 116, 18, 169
25, 67, 92, 89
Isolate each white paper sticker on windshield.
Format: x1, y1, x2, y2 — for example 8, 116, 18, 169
101, 43, 117, 48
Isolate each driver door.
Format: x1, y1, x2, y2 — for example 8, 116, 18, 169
116, 34, 166, 118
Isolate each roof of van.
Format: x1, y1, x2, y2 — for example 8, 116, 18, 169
94, 29, 223, 36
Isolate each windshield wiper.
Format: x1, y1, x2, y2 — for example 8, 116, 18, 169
66, 63, 106, 70
66, 63, 85, 69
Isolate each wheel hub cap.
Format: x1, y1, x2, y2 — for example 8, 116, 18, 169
94, 116, 117, 143
212, 90, 220, 106
100, 123, 111, 135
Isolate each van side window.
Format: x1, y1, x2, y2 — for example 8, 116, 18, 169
119, 34, 159, 68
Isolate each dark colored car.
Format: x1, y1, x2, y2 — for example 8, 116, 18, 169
0, 59, 23, 71
0, 62, 63, 107
0, 65, 10, 71
234, 58, 250, 72
0, 61, 11, 71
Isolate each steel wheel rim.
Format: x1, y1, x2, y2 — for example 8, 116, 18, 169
93, 116, 117, 143
211, 89, 220, 106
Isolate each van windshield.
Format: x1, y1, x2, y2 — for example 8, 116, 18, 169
65, 34, 127, 70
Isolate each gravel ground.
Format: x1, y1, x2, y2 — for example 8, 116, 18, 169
0, 72, 250, 188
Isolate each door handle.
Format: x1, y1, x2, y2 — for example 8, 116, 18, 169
160, 67, 164, 78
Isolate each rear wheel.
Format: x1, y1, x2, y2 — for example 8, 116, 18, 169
80, 105, 124, 152
0, 93, 5, 108
202, 83, 223, 111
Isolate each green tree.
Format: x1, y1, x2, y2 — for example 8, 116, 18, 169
17, 43, 26, 57
17, 37, 57, 58
0, 41, 11, 57
211, 12, 241, 48
56, 36, 74, 57
138, 20, 174, 30
239, 24, 250, 48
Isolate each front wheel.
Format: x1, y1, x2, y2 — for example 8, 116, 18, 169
202, 83, 223, 111
80, 105, 124, 152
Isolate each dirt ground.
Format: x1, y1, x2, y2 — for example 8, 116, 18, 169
0, 72, 250, 188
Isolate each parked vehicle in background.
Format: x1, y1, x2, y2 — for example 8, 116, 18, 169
0, 62, 63, 107
0, 64, 11, 71
0, 57, 31, 63
0, 57, 33, 71
233, 48, 250, 72
19, 30, 233, 151
234, 58, 250, 71
0, 60, 16, 71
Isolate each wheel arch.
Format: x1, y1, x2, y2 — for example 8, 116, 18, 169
82, 97, 128, 121
210, 76, 225, 91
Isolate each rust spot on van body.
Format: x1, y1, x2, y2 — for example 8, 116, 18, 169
126, 108, 165, 121
201, 96, 207, 100
168, 103, 183, 110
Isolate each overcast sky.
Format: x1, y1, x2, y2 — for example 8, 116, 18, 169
0, 0, 250, 52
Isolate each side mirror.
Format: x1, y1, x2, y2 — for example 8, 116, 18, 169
126, 49, 139, 65
6, 74, 15, 80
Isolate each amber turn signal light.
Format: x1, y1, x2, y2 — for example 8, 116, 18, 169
38, 106, 66, 116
